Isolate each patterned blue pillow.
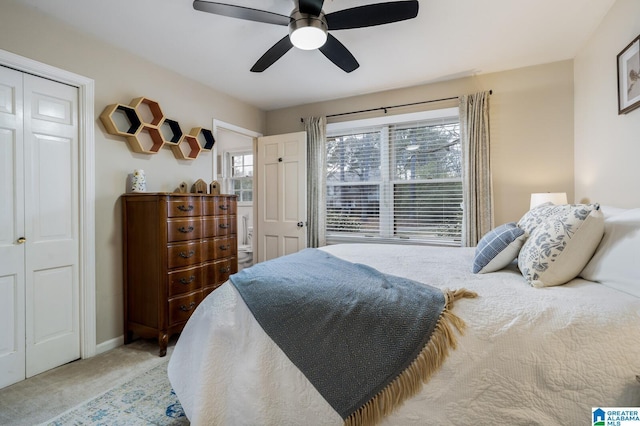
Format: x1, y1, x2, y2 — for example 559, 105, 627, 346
518, 204, 604, 287
473, 223, 527, 274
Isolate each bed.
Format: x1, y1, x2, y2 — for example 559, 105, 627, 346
168, 204, 640, 425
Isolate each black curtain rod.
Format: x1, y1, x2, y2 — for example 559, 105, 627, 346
300, 90, 492, 123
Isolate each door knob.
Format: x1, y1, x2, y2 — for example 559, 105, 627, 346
17, 237, 26, 244
297, 221, 304, 228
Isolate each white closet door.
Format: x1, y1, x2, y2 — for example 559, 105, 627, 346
0, 66, 26, 389
0, 67, 80, 388
23, 74, 80, 377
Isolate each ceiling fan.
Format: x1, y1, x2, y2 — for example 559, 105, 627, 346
193, 0, 419, 73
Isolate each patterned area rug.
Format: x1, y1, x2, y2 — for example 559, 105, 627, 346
42, 361, 188, 425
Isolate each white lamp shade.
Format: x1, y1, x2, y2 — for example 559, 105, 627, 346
530, 192, 568, 209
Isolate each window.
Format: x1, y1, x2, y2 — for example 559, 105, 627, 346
325, 108, 462, 246
228, 152, 253, 203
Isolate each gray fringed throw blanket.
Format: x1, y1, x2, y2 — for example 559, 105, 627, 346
229, 248, 476, 426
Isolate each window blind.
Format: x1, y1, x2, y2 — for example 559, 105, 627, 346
326, 112, 462, 246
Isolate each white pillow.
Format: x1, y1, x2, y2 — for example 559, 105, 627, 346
472, 223, 527, 274
599, 205, 629, 219
580, 208, 640, 297
518, 204, 604, 287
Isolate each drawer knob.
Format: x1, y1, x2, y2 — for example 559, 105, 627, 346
177, 205, 194, 212
219, 205, 228, 211
219, 223, 229, 229
179, 275, 196, 285
220, 266, 230, 273
179, 250, 196, 259
178, 226, 195, 233
219, 244, 230, 251
179, 301, 196, 312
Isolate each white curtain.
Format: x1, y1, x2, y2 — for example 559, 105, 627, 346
304, 116, 327, 248
459, 91, 493, 247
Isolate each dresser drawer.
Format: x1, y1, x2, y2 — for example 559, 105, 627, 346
203, 196, 237, 216
168, 265, 204, 297
167, 218, 202, 242
204, 258, 237, 287
168, 291, 202, 326
203, 216, 236, 237
204, 237, 237, 260
167, 241, 203, 269
167, 197, 201, 217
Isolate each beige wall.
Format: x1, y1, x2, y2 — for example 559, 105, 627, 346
267, 61, 576, 225
1, 1, 266, 347
574, 0, 640, 208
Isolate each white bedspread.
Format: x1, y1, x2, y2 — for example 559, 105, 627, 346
168, 244, 640, 425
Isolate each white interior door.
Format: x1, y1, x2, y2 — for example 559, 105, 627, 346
256, 132, 307, 262
0, 66, 80, 388
0, 66, 26, 388
24, 73, 80, 377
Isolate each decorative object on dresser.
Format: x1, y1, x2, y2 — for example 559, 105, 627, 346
174, 181, 188, 194
191, 179, 208, 194
130, 169, 146, 192
209, 180, 220, 195
121, 193, 238, 356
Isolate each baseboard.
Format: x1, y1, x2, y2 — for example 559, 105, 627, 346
95, 335, 124, 355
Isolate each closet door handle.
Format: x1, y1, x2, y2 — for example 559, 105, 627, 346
17, 237, 26, 244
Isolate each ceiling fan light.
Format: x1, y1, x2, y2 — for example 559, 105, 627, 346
289, 10, 328, 50
290, 26, 327, 50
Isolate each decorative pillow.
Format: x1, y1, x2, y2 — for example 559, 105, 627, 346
473, 223, 527, 274
580, 208, 640, 298
517, 202, 557, 235
517, 204, 604, 287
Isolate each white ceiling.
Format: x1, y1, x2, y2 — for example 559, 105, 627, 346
14, 0, 615, 110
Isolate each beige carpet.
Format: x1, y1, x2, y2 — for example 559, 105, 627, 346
0, 339, 175, 426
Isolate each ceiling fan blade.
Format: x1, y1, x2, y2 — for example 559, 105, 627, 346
193, 1, 290, 26
250, 35, 294, 72
319, 34, 359, 73
325, 0, 419, 30
298, 0, 325, 16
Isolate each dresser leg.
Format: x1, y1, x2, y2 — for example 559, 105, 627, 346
124, 329, 133, 345
158, 333, 168, 357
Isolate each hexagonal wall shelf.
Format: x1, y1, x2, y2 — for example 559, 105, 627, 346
102, 97, 213, 160
189, 127, 215, 151
160, 118, 184, 145
100, 104, 142, 136
128, 125, 165, 154
171, 133, 201, 160
129, 97, 165, 126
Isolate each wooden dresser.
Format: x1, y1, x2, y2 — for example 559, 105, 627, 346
121, 193, 238, 356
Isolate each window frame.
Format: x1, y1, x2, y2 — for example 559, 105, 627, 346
224, 150, 254, 206
325, 107, 462, 246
